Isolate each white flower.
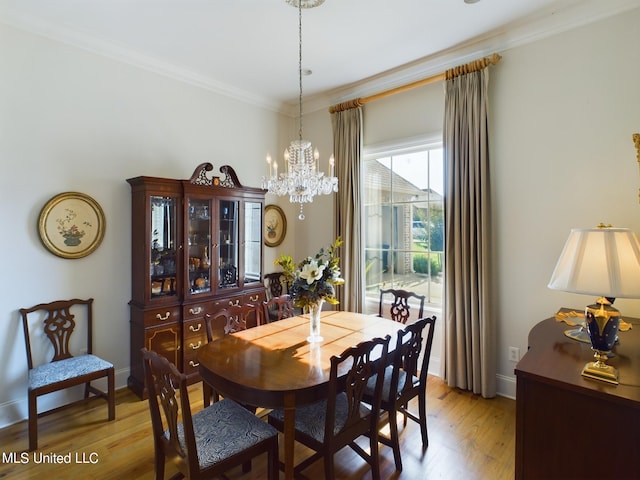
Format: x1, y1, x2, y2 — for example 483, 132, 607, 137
330, 267, 345, 285
299, 260, 325, 285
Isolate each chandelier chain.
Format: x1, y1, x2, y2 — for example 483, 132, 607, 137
298, 0, 303, 141
262, 0, 337, 220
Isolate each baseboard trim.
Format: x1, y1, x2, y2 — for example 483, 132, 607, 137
0, 367, 129, 430
496, 373, 516, 400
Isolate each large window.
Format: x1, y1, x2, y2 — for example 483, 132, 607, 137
362, 142, 444, 316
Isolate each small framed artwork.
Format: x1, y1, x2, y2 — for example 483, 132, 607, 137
38, 192, 106, 259
264, 204, 286, 247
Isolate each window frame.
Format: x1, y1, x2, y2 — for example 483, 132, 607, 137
361, 134, 444, 314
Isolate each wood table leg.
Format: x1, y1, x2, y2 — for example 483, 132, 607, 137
283, 393, 296, 480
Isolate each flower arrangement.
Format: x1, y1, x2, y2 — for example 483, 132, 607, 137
266, 218, 278, 240
275, 237, 345, 310
56, 208, 88, 246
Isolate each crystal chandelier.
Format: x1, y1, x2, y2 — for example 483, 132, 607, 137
262, 0, 338, 220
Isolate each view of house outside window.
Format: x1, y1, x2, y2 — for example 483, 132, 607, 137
363, 144, 444, 317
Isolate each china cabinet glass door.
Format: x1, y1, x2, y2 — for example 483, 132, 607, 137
218, 199, 239, 290
187, 197, 212, 295
243, 201, 262, 286
150, 196, 178, 300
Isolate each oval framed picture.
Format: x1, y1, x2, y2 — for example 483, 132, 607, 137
264, 204, 286, 247
38, 192, 106, 259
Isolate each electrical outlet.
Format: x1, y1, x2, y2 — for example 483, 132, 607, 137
508, 346, 520, 362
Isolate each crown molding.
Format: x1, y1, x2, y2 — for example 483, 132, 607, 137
2, 0, 639, 117
0, 6, 285, 114
304, 0, 640, 114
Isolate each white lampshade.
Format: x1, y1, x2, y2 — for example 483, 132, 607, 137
548, 226, 640, 298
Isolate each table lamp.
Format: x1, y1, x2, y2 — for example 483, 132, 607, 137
548, 224, 640, 384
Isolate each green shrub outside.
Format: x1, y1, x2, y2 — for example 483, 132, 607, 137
413, 253, 442, 276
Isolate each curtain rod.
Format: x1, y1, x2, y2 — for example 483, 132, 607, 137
329, 53, 502, 114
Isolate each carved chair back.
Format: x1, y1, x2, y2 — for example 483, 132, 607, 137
378, 288, 426, 324
263, 294, 295, 322
264, 272, 286, 299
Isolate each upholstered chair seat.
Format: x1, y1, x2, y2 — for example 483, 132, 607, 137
366, 365, 413, 403
28, 354, 113, 390
269, 392, 372, 441
172, 398, 278, 471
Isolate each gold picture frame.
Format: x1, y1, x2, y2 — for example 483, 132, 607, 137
633, 133, 640, 203
264, 204, 286, 247
38, 192, 106, 259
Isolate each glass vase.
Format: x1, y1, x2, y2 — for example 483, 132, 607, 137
307, 299, 324, 343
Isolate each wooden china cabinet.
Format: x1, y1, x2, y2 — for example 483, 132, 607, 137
126, 163, 266, 399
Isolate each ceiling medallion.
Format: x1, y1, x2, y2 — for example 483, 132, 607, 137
285, 0, 325, 8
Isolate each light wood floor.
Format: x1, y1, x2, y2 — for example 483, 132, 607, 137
0, 376, 515, 479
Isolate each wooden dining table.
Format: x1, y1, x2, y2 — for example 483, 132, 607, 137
197, 310, 404, 480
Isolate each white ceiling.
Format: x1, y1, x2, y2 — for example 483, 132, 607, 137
2, 0, 639, 114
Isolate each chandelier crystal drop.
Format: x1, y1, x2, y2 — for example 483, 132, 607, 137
263, 0, 337, 221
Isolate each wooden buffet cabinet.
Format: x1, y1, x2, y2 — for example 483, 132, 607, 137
514, 310, 640, 479
126, 163, 266, 398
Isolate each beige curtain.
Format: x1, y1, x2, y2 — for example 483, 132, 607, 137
331, 106, 363, 313
443, 68, 496, 398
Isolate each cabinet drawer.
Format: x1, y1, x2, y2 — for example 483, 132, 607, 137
243, 290, 266, 305
183, 347, 202, 376
143, 306, 182, 327
183, 318, 207, 377
183, 302, 209, 320
211, 294, 244, 309
184, 318, 207, 344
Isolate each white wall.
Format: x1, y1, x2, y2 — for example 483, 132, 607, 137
491, 9, 640, 396
346, 8, 640, 397
364, 81, 445, 144
0, 23, 288, 427
284, 108, 336, 256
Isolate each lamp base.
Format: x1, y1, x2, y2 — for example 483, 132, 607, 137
579, 299, 621, 385
581, 360, 619, 384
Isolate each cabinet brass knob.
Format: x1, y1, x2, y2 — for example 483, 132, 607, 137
229, 299, 240, 306
189, 361, 200, 367
189, 323, 202, 332
250, 295, 258, 301
190, 341, 202, 350
156, 311, 171, 321
189, 306, 203, 315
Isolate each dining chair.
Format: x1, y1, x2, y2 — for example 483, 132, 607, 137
202, 309, 229, 406
268, 335, 391, 480
141, 348, 279, 480
264, 271, 286, 299
202, 306, 261, 407
364, 315, 437, 471
19, 298, 115, 451
225, 302, 265, 332
262, 294, 295, 322
378, 288, 426, 324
